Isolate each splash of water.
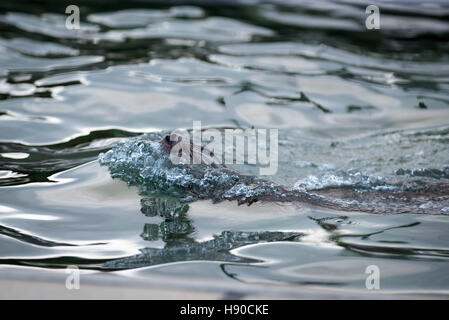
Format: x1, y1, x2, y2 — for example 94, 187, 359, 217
98, 132, 286, 205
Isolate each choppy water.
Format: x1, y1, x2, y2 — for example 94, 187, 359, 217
1, 0, 449, 298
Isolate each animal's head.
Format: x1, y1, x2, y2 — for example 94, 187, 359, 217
159, 133, 221, 168
160, 133, 184, 155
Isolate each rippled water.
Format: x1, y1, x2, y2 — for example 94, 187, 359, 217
1, 0, 449, 298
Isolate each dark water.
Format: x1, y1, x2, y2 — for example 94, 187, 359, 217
1, 0, 449, 298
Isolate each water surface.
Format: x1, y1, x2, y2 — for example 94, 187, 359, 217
1, 0, 449, 298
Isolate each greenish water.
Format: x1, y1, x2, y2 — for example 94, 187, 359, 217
0, 0, 449, 298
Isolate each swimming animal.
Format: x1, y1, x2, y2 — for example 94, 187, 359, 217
157, 133, 449, 214
99, 132, 449, 215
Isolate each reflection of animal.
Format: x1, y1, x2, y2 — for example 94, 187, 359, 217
159, 134, 449, 215
103, 228, 302, 270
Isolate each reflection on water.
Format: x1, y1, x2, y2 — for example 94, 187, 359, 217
0, 0, 449, 297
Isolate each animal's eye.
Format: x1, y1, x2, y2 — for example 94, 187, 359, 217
210, 152, 214, 157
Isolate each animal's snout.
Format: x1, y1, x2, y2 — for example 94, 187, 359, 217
160, 134, 185, 155
164, 135, 173, 146
165, 134, 182, 146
